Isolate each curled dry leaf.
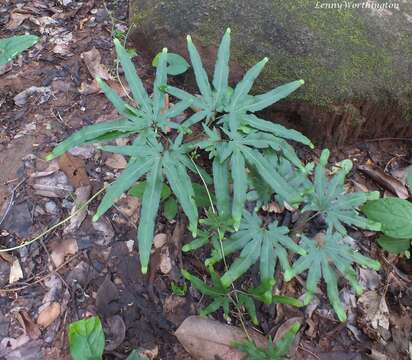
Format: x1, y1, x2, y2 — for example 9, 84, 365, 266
50, 237, 78, 267
37, 302, 61, 328
358, 164, 409, 199
9, 258, 23, 284
273, 317, 304, 344
64, 185, 91, 234
175, 316, 267, 360
16, 311, 41, 340
81, 47, 113, 81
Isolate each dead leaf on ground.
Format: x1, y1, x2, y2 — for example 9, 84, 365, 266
14, 86, 51, 107
9, 258, 23, 284
105, 153, 127, 169
159, 246, 172, 274
358, 164, 409, 199
6, 11, 32, 30
96, 276, 120, 317
115, 195, 140, 224
358, 291, 390, 340
64, 185, 91, 234
175, 315, 267, 360
105, 315, 126, 351
31, 171, 73, 198
37, 302, 60, 328
50, 237, 78, 267
57, 153, 90, 187
16, 311, 41, 340
81, 47, 112, 80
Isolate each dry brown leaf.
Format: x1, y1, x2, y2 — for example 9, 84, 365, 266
37, 302, 61, 328
358, 291, 390, 332
9, 258, 23, 284
50, 237, 78, 267
105, 154, 127, 169
6, 11, 32, 30
175, 316, 267, 360
358, 164, 409, 199
81, 47, 112, 80
57, 153, 90, 187
64, 185, 91, 234
16, 310, 41, 340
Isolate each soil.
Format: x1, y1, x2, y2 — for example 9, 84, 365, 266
0, 1, 412, 359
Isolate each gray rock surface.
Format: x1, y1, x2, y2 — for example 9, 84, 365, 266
129, 0, 412, 144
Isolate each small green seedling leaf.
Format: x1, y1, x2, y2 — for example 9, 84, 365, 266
68, 316, 105, 360
125, 350, 149, 360
0, 35, 39, 66
152, 52, 190, 75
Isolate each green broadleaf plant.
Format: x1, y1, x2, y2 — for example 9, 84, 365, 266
68, 316, 148, 360
0, 34, 39, 66
68, 316, 105, 360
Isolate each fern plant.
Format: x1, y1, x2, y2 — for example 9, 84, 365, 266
302, 149, 381, 235
46, 40, 211, 273
165, 28, 314, 228
284, 232, 381, 321
206, 210, 306, 289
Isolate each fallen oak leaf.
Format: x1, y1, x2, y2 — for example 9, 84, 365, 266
175, 315, 267, 360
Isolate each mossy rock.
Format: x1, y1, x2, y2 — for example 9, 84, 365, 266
129, 0, 412, 145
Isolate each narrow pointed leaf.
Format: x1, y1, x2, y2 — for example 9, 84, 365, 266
113, 38, 151, 113
244, 115, 313, 147
212, 157, 231, 217
231, 149, 247, 228
212, 28, 231, 105
229, 57, 268, 109
241, 146, 302, 205
163, 152, 198, 231
94, 158, 153, 220
187, 35, 213, 106
47, 119, 137, 160
137, 158, 163, 273
243, 80, 304, 112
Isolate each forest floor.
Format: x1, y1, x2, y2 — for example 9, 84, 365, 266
0, 0, 411, 359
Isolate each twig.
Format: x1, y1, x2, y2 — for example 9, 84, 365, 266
0, 177, 27, 227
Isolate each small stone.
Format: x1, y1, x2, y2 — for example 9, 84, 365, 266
45, 201, 59, 215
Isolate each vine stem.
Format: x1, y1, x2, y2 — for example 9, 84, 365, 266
0, 186, 107, 253
190, 156, 252, 341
